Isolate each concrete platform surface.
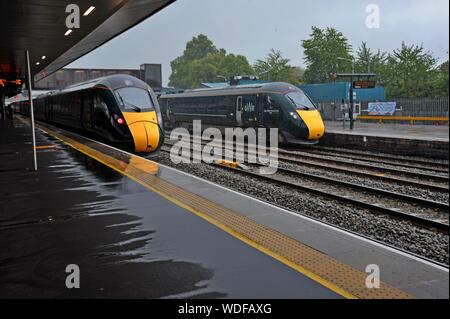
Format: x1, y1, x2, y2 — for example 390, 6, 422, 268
325, 121, 449, 142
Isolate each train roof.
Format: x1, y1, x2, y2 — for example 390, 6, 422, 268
43, 74, 149, 97
160, 82, 301, 98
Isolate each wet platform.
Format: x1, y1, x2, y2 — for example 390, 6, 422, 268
322, 121, 449, 159
325, 121, 449, 142
0, 116, 448, 298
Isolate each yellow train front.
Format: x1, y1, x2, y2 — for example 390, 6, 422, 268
13, 74, 164, 155
269, 83, 325, 145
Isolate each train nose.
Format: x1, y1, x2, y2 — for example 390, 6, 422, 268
297, 110, 325, 140
122, 112, 161, 153
128, 121, 161, 152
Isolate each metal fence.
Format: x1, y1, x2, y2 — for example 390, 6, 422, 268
318, 97, 449, 121
391, 97, 449, 118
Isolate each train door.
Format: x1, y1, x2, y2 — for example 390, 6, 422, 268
236, 96, 243, 126
256, 94, 265, 126
262, 94, 280, 128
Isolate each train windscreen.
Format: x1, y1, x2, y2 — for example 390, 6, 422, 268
115, 87, 155, 112
285, 91, 315, 110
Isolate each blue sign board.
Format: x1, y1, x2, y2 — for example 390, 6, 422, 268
368, 102, 397, 116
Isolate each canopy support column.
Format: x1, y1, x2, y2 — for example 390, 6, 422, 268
25, 50, 37, 171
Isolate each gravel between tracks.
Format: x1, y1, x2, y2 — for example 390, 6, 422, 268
279, 161, 449, 204
281, 150, 450, 178
309, 146, 450, 166
271, 169, 449, 224
153, 151, 449, 265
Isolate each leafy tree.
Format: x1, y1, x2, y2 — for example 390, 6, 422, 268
289, 66, 306, 84
187, 50, 254, 88
355, 42, 388, 75
218, 52, 255, 79
383, 42, 438, 98
302, 27, 353, 83
169, 34, 218, 88
183, 34, 218, 61
254, 49, 292, 82
429, 60, 449, 97
169, 35, 254, 88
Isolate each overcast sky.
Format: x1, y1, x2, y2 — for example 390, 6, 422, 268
69, 0, 449, 86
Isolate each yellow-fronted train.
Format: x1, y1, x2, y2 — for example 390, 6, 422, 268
13, 74, 164, 154
159, 82, 325, 144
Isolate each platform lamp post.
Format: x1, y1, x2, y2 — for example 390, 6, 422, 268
337, 70, 377, 131
25, 50, 37, 171
337, 57, 356, 130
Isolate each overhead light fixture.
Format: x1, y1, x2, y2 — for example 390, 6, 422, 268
64, 29, 73, 36
83, 6, 95, 16
41, 56, 46, 60
36, 62, 40, 66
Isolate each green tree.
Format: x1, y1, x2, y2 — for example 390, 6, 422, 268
289, 66, 306, 84
355, 42, 388, 75
429, 60, 449, 97
254, 49, 292, 82
169, 34, 218, 88
183, 34, 218, 61
217, 51, 255, 79
188, 50, 254, 88
383, 42, 438, 98
168, 35, 254, 89
302, 27, 353, 83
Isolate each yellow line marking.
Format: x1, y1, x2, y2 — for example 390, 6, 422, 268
36, 145, 57, 150
357, 115, 449, 122
31, 120, 413, 299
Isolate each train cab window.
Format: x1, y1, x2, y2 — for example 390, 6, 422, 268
115, 87, 155, 112
285, 91, 315, 110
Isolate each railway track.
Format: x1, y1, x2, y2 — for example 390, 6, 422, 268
276, 152, 449, 193
163, 135, 449, 194
159, 144, 449, 234
216, 163, 449, 234
310, 146, 450, 171
278, 149, 449, 182
165, 129, 449, 173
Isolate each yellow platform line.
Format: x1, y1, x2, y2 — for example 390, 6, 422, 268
32, 121, 413, 299
357, 115, 449, 123
36, 144, 57, 150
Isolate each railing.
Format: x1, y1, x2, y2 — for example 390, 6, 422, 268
393, 97, 449, 118
318, 97, 449, 125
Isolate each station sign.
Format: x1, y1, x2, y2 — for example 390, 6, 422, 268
0, 78, 22, 87
353, 80, 376, 89
0, 78, 23, 96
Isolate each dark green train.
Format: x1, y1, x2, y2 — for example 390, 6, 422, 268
159, 82, 325, 144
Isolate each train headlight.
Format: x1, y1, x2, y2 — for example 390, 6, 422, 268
290, 112, 298, 120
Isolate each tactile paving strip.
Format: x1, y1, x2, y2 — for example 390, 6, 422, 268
36, 122, 413, 299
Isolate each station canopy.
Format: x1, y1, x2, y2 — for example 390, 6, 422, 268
0, 0, 174, 96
